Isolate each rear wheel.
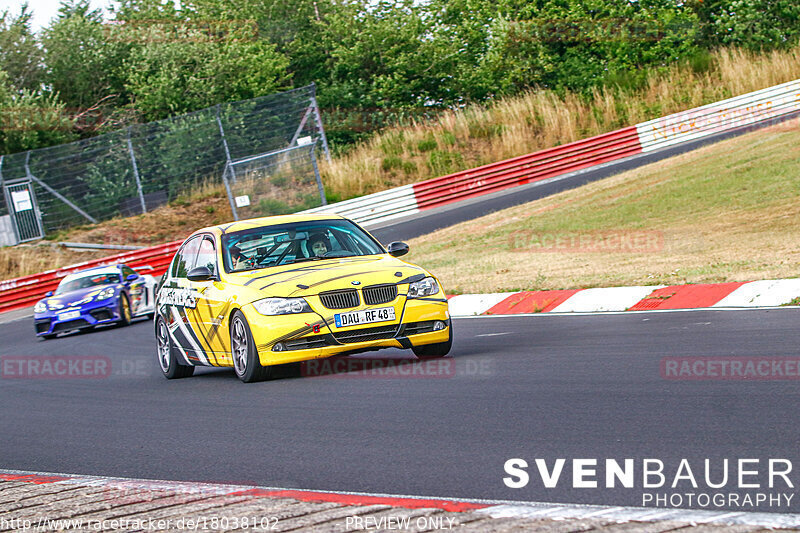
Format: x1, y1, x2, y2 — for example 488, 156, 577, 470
118, 294, 132, 327
156, 316, 194, 379
412, 320, 453, 358
231, 310, 271, 383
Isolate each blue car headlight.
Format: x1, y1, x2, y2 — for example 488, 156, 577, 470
34, 301, 47, 313
96, 287, 116, 301
253, 297, 311, 316
407, 277, 439, 298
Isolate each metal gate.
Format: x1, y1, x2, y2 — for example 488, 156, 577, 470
3, 180, 44, 242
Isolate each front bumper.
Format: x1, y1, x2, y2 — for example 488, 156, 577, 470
34, 300, 122, 336
243, 297, 450, 366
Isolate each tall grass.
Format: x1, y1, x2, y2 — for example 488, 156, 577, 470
321, 47, 800, 200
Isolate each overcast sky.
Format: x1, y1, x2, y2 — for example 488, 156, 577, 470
0, 0, 111, 32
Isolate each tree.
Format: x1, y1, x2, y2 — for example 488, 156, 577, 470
0, 69, 77, 154
707, 0, 800, 50
0, 4, 43, 92
42, 0, 131, 113
122, 29, 291, 120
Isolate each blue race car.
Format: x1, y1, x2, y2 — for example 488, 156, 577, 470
33, 264, 157, 339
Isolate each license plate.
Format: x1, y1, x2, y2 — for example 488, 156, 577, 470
58, 310, 80, 321
334, 307, 395, 328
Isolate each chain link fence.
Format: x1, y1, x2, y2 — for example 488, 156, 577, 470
0, 84, 330, 244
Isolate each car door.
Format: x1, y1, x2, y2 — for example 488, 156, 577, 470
121, 265, 147, 315
160, 236, 208, 365
186, 235, 232, 366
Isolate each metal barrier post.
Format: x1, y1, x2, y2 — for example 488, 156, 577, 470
216, 104, 237, 184
127, 127, 147, 214
310, 144, 327, 206
221, 164, 239, 221
309, 83, 331, 162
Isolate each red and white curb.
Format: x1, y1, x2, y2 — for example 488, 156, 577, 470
2, 469, 800, 528
447, 279, 800, 316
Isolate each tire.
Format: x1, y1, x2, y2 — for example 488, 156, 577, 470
412, 319, 453, 358
156, 316, 194, 379
146, 312, 155, 321
230, 310, 271, 383
117, 293, 132, 327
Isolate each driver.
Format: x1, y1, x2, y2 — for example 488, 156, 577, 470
230, 245, 250, 271
307, 232, 330, 257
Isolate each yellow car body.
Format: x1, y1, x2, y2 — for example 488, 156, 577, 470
155, 214, 452, 381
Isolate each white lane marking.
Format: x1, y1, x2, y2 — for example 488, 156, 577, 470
475, 332, 511, 337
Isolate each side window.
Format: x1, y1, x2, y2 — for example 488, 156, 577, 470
172, 237, 201, 279
121, 265, 136, 280
195, 237, 217, 277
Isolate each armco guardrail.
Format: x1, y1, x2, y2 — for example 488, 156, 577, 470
0, 241, 180, 313
2, 79, 799, 314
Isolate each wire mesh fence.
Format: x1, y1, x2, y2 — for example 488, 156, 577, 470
225, 143, 325, 221
0, 84, 329, 243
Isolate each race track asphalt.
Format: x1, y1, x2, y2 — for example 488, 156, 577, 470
1, 308, 798, 512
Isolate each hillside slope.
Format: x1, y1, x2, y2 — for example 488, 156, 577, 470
406, 119, 800, 294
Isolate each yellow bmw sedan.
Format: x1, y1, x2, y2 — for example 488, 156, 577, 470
154, 214, 452, 382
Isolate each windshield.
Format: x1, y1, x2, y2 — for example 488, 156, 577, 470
56, 272, 121, 294
221, 219, 385, 273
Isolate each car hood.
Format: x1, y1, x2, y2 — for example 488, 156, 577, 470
46, 284, 118, 308
224, 255, 429, 300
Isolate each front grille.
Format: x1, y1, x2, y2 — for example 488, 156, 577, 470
332, 325, 399, 344
34, 319, 51, 334
402, 321, 437, 336
90, 308, 114, 321
363, 284, 398, 305
319, 289, 359, 309
52, 319, 90, 332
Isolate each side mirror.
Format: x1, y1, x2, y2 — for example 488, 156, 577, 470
45, 291, 53, 297
187, 266, 214, 282
387, 241, 409, 257
125, 273, 140, 282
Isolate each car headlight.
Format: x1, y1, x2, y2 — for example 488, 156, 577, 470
34, 301, 47, 313
96, 287, 116, 300
408, 276, 439, 298
253, 297, 311, 316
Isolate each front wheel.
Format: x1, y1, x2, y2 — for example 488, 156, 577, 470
156, 316, 194, 379
117, 294, 132, 327
412, 320, 453, 358
231, 310, 271, 383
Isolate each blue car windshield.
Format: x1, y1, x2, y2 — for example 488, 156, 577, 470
221, 219, 385, 273
56, 273, 120, 294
